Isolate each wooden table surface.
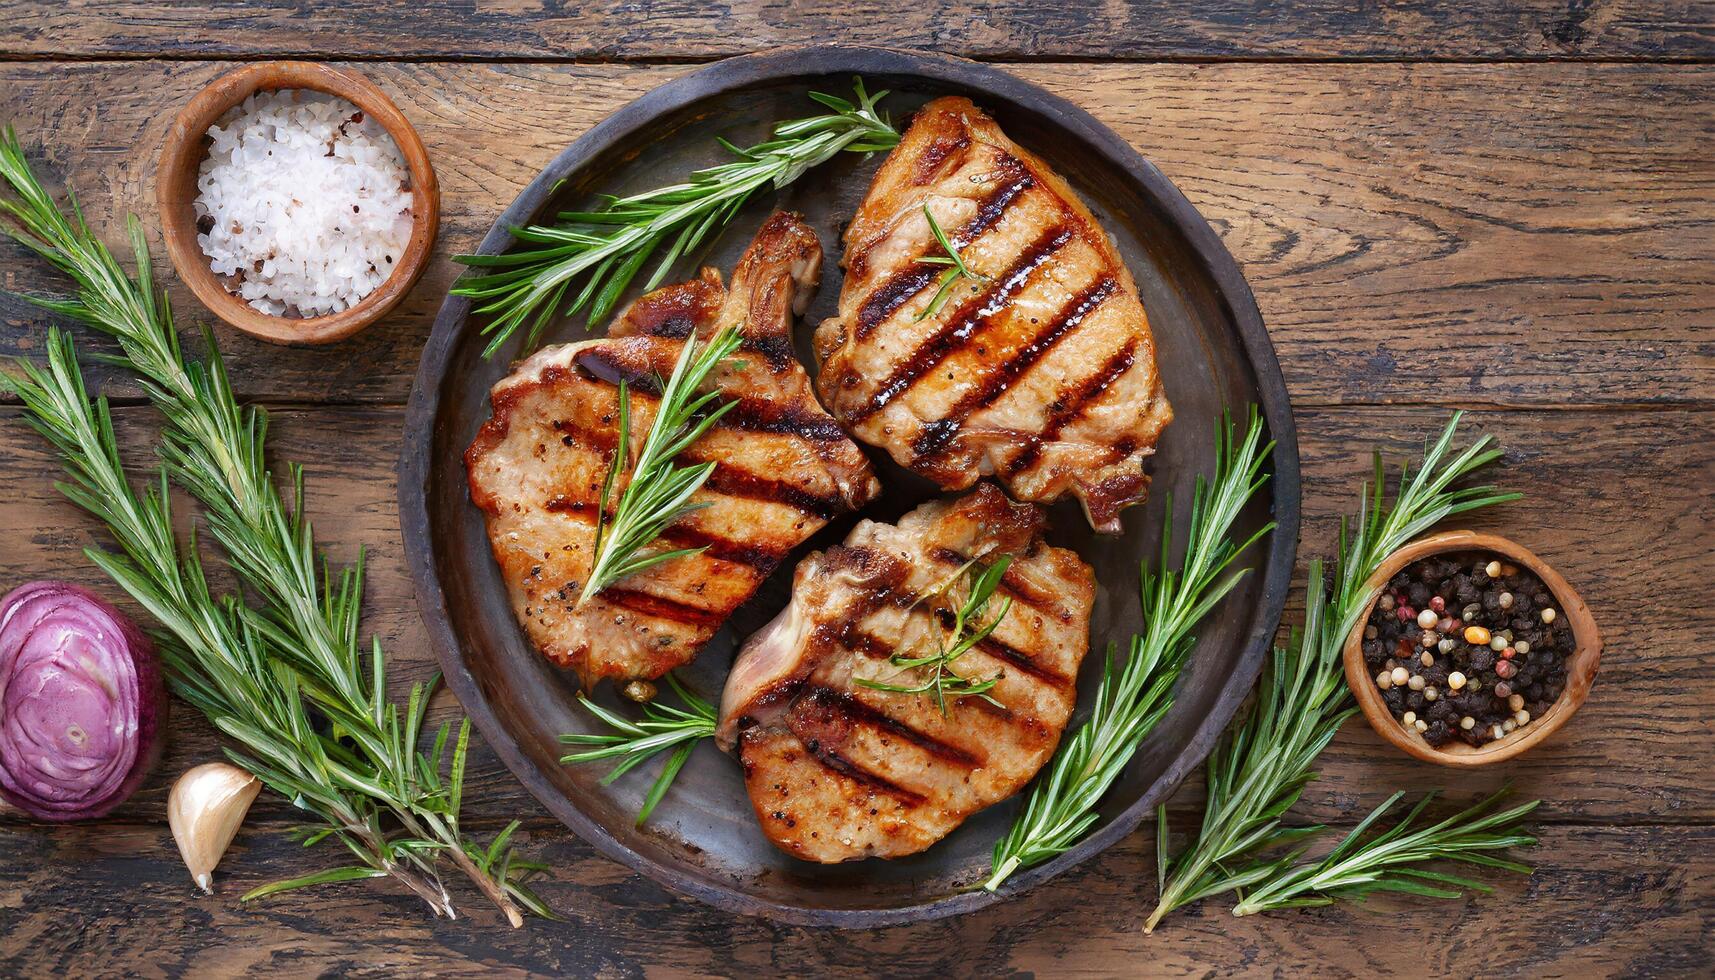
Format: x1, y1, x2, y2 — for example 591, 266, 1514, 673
2, 3, 1712, 976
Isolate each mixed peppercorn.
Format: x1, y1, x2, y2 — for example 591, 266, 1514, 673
1362, 551, 1572, 748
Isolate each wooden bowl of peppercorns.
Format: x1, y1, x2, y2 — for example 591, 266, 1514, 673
1343, 529, 1601, 767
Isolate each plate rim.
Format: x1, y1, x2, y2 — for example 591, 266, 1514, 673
399, 43, 1301, 928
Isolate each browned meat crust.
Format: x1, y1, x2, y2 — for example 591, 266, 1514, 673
718, 484, 1094, 862
815, 96, 1173, 533
466, 213, 880, 688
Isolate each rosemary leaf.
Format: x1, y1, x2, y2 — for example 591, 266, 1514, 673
855, 555, 1013, 715
0, 129, 548, 924
240, 865, 389, 902
453, 79, 899, 357
985, 408, 1277, 891
913, 205, 989, 322
1231, 788, 1539, 916
581, 323, 744, 604
1145, 413, 1524, 932
561, 674, 718, 824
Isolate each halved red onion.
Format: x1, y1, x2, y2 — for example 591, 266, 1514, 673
0, 581, 166, 821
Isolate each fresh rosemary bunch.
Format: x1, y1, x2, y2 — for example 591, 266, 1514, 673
582, 324, 743, 605
856, 556, 1014, 714
1145, 413, 1522, 932
453, 80, 899, 356
913, 205, 990, 322
560, 674, 717, 825
1231, 788, 1538, 916
0, 129, 548, 924
985, 409, 1276, 892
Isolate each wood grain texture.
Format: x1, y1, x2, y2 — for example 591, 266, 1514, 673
1, 0, 1712, 61
0, 820, 1708, 977
2, 61, 1711, 408
1, 404, 1708, 829
0, 34, 1710, 973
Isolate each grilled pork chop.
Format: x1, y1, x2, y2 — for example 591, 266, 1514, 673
814, 96, 1173, 534
717, 484, 1094, 862
466, 213, 880, 689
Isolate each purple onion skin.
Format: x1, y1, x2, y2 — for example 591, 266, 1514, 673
0, 581, 166, 821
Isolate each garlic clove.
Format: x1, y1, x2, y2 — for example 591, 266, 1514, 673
168, 761, 261, 894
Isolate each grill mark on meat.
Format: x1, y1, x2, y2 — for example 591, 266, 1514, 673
848, 570, 1072, 696
807, 746, 927, 806
543, 497, 782, 571
634, 312, 700, 340
1004, 340, 1140, 478
852, 164, 1036, 340
842, 628, 894, 660
910, 132, 970, 185
597, 586, 725, 629
976, 636, 1071, 688
847, 224, 1073, 426
656, 524, 782, 572
702, 467, 844, 520
740, 332, 797, 372
534, 409, 847, 521
925, 546, 1063, 619
574, 346, 848, 443
610, 276, 722, 339
911, 276, 1120, 462
847, 604, 1069, 694
852, 268, 938, 342
645, 315, 796, 372
799, 686, 981, 767
962, 158, 1034, 245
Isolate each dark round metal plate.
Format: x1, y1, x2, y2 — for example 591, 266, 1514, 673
400, 45, 1299, 927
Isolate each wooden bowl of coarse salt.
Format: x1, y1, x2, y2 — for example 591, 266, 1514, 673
157, 62, 439, 345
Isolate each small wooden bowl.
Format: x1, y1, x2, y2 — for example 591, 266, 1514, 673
1342, 529, 1601, 767
156, 62, 440, 346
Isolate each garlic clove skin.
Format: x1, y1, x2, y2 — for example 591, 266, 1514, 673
168, 761, 261, 894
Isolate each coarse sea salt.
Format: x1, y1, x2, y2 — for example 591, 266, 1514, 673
194, 90, 413, 318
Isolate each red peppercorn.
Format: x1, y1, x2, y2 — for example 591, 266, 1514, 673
1447, 619, 1462, 632
1496, 660, 1517, 679
1430, 596, 1446, 613
1494, 681, 1513, 699
1397, 606, 1414, 622
1501, 647, 1516, 660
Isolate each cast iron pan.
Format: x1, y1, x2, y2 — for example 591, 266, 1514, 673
400, 45, 1299, 926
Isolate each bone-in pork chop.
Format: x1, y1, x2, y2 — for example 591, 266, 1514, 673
466, 213, 880, 689
814, 96, 1173, 533
717, 484, 1094, 862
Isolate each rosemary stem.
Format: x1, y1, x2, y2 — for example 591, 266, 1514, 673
983, 408, 1276, 891
453, 80, 899, 355
984, 855, 1023, 893
1145, 414, 1523, 932
0, 127, 546, 924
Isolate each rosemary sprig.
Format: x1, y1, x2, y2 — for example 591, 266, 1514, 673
581, 324, 743, 605
855, 556, 1014, 715
913, 205, 990, 322
1230, 788, 1538, 916
985, 408, 1276, 891
559, 674, 717, 825
1145, 413, 1522, 932
453, 80, 899, 357
0, 129, 549, 924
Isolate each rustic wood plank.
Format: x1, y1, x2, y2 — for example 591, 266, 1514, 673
0, 819, 1707, 976
2, 1, 1712, 61
0, 403, 1707, 829
2, 62, 1711, 408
